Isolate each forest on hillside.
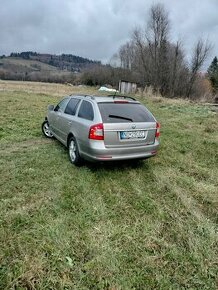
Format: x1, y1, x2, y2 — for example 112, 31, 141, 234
8, 52, 100, 71
0, 52, 102, 83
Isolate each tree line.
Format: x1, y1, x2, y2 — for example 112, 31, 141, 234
81, 3, 216, 100
114, 3, 213, 99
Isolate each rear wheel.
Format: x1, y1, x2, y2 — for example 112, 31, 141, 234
42, 120, 53, 138
68, 136, 83, 166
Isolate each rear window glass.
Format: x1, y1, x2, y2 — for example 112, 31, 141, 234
98, 102, 155, 123
78, 100, 94, 121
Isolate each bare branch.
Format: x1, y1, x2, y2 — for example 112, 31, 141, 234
186, 38, 211, 98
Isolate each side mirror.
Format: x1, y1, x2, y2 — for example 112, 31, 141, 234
48, 105, 54, 111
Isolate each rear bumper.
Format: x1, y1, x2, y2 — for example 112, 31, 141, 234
80, 139, 160, 162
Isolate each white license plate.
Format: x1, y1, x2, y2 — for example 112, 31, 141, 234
120, 130, 146, 140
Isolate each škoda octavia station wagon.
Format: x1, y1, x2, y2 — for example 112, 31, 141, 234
42, 95, 160, 165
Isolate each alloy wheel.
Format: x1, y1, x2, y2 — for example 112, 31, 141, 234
43, 122, 53, 138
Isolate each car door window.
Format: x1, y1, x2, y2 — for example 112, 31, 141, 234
78, 100, 94, 121
64, 98, 81, 115
54, 98, 69, 112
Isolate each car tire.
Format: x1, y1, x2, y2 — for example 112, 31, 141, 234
68, 136, 83, 166
42, 120, 54, 138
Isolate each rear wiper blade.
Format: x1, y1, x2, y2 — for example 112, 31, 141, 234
108, 114, 133, 122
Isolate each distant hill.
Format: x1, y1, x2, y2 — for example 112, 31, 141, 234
9, 52, 101, 72
0, 51, 102, 83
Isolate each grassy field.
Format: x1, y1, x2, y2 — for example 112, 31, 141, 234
0, 81, 217, 289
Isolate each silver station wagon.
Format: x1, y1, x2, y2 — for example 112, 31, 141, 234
42, 95, 160, 165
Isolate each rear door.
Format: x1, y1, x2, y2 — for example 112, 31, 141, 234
57, 98, 81, 144
98, 102, 157, 148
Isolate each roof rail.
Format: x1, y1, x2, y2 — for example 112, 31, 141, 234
70, 94, 95, 100
107, 94, 136, 101
70, 94, 86, 97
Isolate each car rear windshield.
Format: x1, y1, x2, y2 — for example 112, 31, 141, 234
98, 102, 155, 123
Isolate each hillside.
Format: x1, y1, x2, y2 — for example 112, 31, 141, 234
0, 80, 217, 289
9, 52, 100, 71
0, 52, 102, 83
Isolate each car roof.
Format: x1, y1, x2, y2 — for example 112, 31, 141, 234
69, 94, 140, 103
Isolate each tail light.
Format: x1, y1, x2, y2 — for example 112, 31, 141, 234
89, 123, 104, 140
155, 122, 160, 138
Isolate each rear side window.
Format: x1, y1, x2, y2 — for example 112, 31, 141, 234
65, 98, 80, 115
98, 103, 155, 123
78, 100, 94, 121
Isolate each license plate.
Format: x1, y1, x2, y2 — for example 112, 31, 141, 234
120, 130, 146, 140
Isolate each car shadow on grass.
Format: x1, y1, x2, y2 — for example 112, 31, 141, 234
85, 158, 150, 172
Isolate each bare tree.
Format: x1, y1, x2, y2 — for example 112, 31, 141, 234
132, 28, 151, 86
114, 3, 212, 99
109, 53, 119, 68
119, 41, 135, 70
130, 4, 171, 92
146, 3, 170, 91
168, 40, 187, 97
186, 38, 211, 98
169, 41, 180, 97
147, 3, 169, 45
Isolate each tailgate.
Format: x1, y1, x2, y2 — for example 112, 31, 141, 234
103, 122, 156, 148
97, 101, 157, 148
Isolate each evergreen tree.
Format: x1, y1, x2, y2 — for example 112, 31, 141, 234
207, 56, 218, 92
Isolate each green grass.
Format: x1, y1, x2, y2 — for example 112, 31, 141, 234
0, 84, 218, 289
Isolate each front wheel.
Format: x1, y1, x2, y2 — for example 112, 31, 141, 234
68, 137, 83, 166
42, 120, 53, 138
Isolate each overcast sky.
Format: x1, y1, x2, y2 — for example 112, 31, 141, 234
0, 0, 218, 65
